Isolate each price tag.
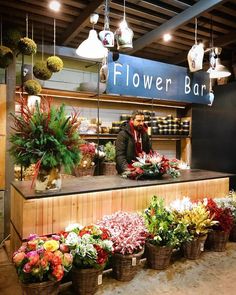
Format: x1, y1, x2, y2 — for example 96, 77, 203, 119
200, 242, 204, 251
98, 274, 103, 285
132, 257, 137, 266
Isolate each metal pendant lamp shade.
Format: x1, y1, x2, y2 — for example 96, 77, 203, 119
76, 29, 108, 60
207, 57, 231, 79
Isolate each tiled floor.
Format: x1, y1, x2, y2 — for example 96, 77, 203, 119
1, 242, 236, 295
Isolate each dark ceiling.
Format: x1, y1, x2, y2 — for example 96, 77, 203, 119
1, 0, 236, 69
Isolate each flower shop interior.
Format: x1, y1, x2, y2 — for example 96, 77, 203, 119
1, 0, 236, 294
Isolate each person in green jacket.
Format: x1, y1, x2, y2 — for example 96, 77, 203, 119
115, 110, 152, 174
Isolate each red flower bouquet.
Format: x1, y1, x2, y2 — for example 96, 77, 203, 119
206, 198, 234, 232
12, 234, 73, 283
122, 152, 180, 180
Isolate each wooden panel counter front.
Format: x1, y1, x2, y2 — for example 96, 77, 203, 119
10, 169, 232, 253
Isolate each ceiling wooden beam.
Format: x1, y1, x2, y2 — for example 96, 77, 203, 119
130, 0, 226, 54
167, 30, 236, 65
59, 0, 104, 46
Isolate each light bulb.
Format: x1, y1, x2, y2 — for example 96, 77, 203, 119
49, 0, 61, 12
163, 33, 172, 42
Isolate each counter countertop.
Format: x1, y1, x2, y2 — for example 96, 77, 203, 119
11, 169, 234, 200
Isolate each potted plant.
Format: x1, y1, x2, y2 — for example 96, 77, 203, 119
62, 224, 113, 295
12, 234, 73, 295
205, 198, 234, 251
74, 141, 96, 177
9, 97, 82, 192
143, 196, 188, 269
214, 192, 236, 242
171, 200, 217, 259
47, 56, 63, 73
98, 211, 147, 281
122, 152, 180, 180
101, 141, 117, 175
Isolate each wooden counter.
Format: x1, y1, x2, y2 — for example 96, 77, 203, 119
10, 169, 232, 253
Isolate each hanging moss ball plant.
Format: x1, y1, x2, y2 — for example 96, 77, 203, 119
33, 61, 52, 80
24, 79, 42, 95
3, 27, 22, 50
0, 46, 13, 68
47, 56, 63, 72
18, 37, 37, 55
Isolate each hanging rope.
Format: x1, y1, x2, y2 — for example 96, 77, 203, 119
123, 0, 126, 19
31, 22, 34, 79
53, 18, 56, 56
194, 18, 197, 45
0, 16, 2, 46
26, 13, 28, 37
42, 27, 44, 61
104, 0, 110, 30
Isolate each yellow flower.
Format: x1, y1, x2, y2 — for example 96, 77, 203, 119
43, 240, 59, 252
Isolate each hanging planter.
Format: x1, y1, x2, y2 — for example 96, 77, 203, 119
18, 37, 37, 55
3, 27, 22, 50
47, 55, 63, 72
24, 79, 42, 95
0, 45, 13, 68
33, 61, 52, 80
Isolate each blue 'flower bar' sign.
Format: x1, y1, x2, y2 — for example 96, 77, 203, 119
106, 53, 210, 105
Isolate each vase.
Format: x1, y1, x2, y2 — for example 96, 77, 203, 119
229, 223, 236, 242
112, 249, 144, 282
20, 280, 60, 295
205, 230, 229, 252
71, 267, 102, 295
181, 235, 207, 260
35, 167, 61, 193
145, 242, 173, 270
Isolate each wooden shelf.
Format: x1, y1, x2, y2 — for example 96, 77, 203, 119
80, 134, 191, 141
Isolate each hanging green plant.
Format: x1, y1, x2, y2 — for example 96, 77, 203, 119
24, 79, 42, 95
18, 37, 37, 55
47, 56, 63, 72
33, 61, 52, 80
3, 27, 22, 50
0, 45, 13, 68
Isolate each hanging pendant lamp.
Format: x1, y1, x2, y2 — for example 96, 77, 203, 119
99, 0, 114, 48
207, 47, 231, 79
76, 14, 108, 60
115, 0, 133, 50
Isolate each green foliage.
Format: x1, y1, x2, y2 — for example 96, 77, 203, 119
0, 45, 13, 68
47, 56, 63, 72
104, 141, 116, 162
143, 196, 189, 247
33, 61, 52, 80
9, 98, 82, 173
24, 79, 42, 95
18, 37, 37, 55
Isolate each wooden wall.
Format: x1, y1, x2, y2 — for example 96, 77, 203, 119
0, 85, 6, 190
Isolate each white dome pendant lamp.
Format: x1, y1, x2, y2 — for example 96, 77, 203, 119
76, 13, 108, 61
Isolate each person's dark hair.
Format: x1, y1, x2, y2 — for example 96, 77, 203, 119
131, 110, 144, 119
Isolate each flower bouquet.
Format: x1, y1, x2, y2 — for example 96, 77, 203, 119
97, 211, 147, 281
170, 198, 217, 259
62, 224, 113, 294
122, 152, 180, 180
143, 196, 188, 269
74, 141, 96, 177
12, 234, 73, 295
205, 198, 234, 251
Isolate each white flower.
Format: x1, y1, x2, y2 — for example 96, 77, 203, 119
169, 197, 193, 212
65, 223, 83, 232
65, 232, 79, 246
101, 240, 113, 251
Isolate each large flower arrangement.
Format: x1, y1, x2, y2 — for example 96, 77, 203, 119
206, 198, 233, 232
214, 191, 236, 223
122, 152, 180, 180
97, 211, 147, 255
9, 97, 81, 174
12, 234, 73, 283
61, 224, 113, 269
143, 196, 188, 247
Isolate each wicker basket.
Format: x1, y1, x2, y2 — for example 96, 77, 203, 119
100, 162, 117, 175
71, 267, 101, 295
112, 249, 144, 281
145, 242, 173, 270
21, 281, 59, 295
229, 223, 236, 242
205, 230, 229, 252
74, 166, 96, 177
181, 235, 207, 260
